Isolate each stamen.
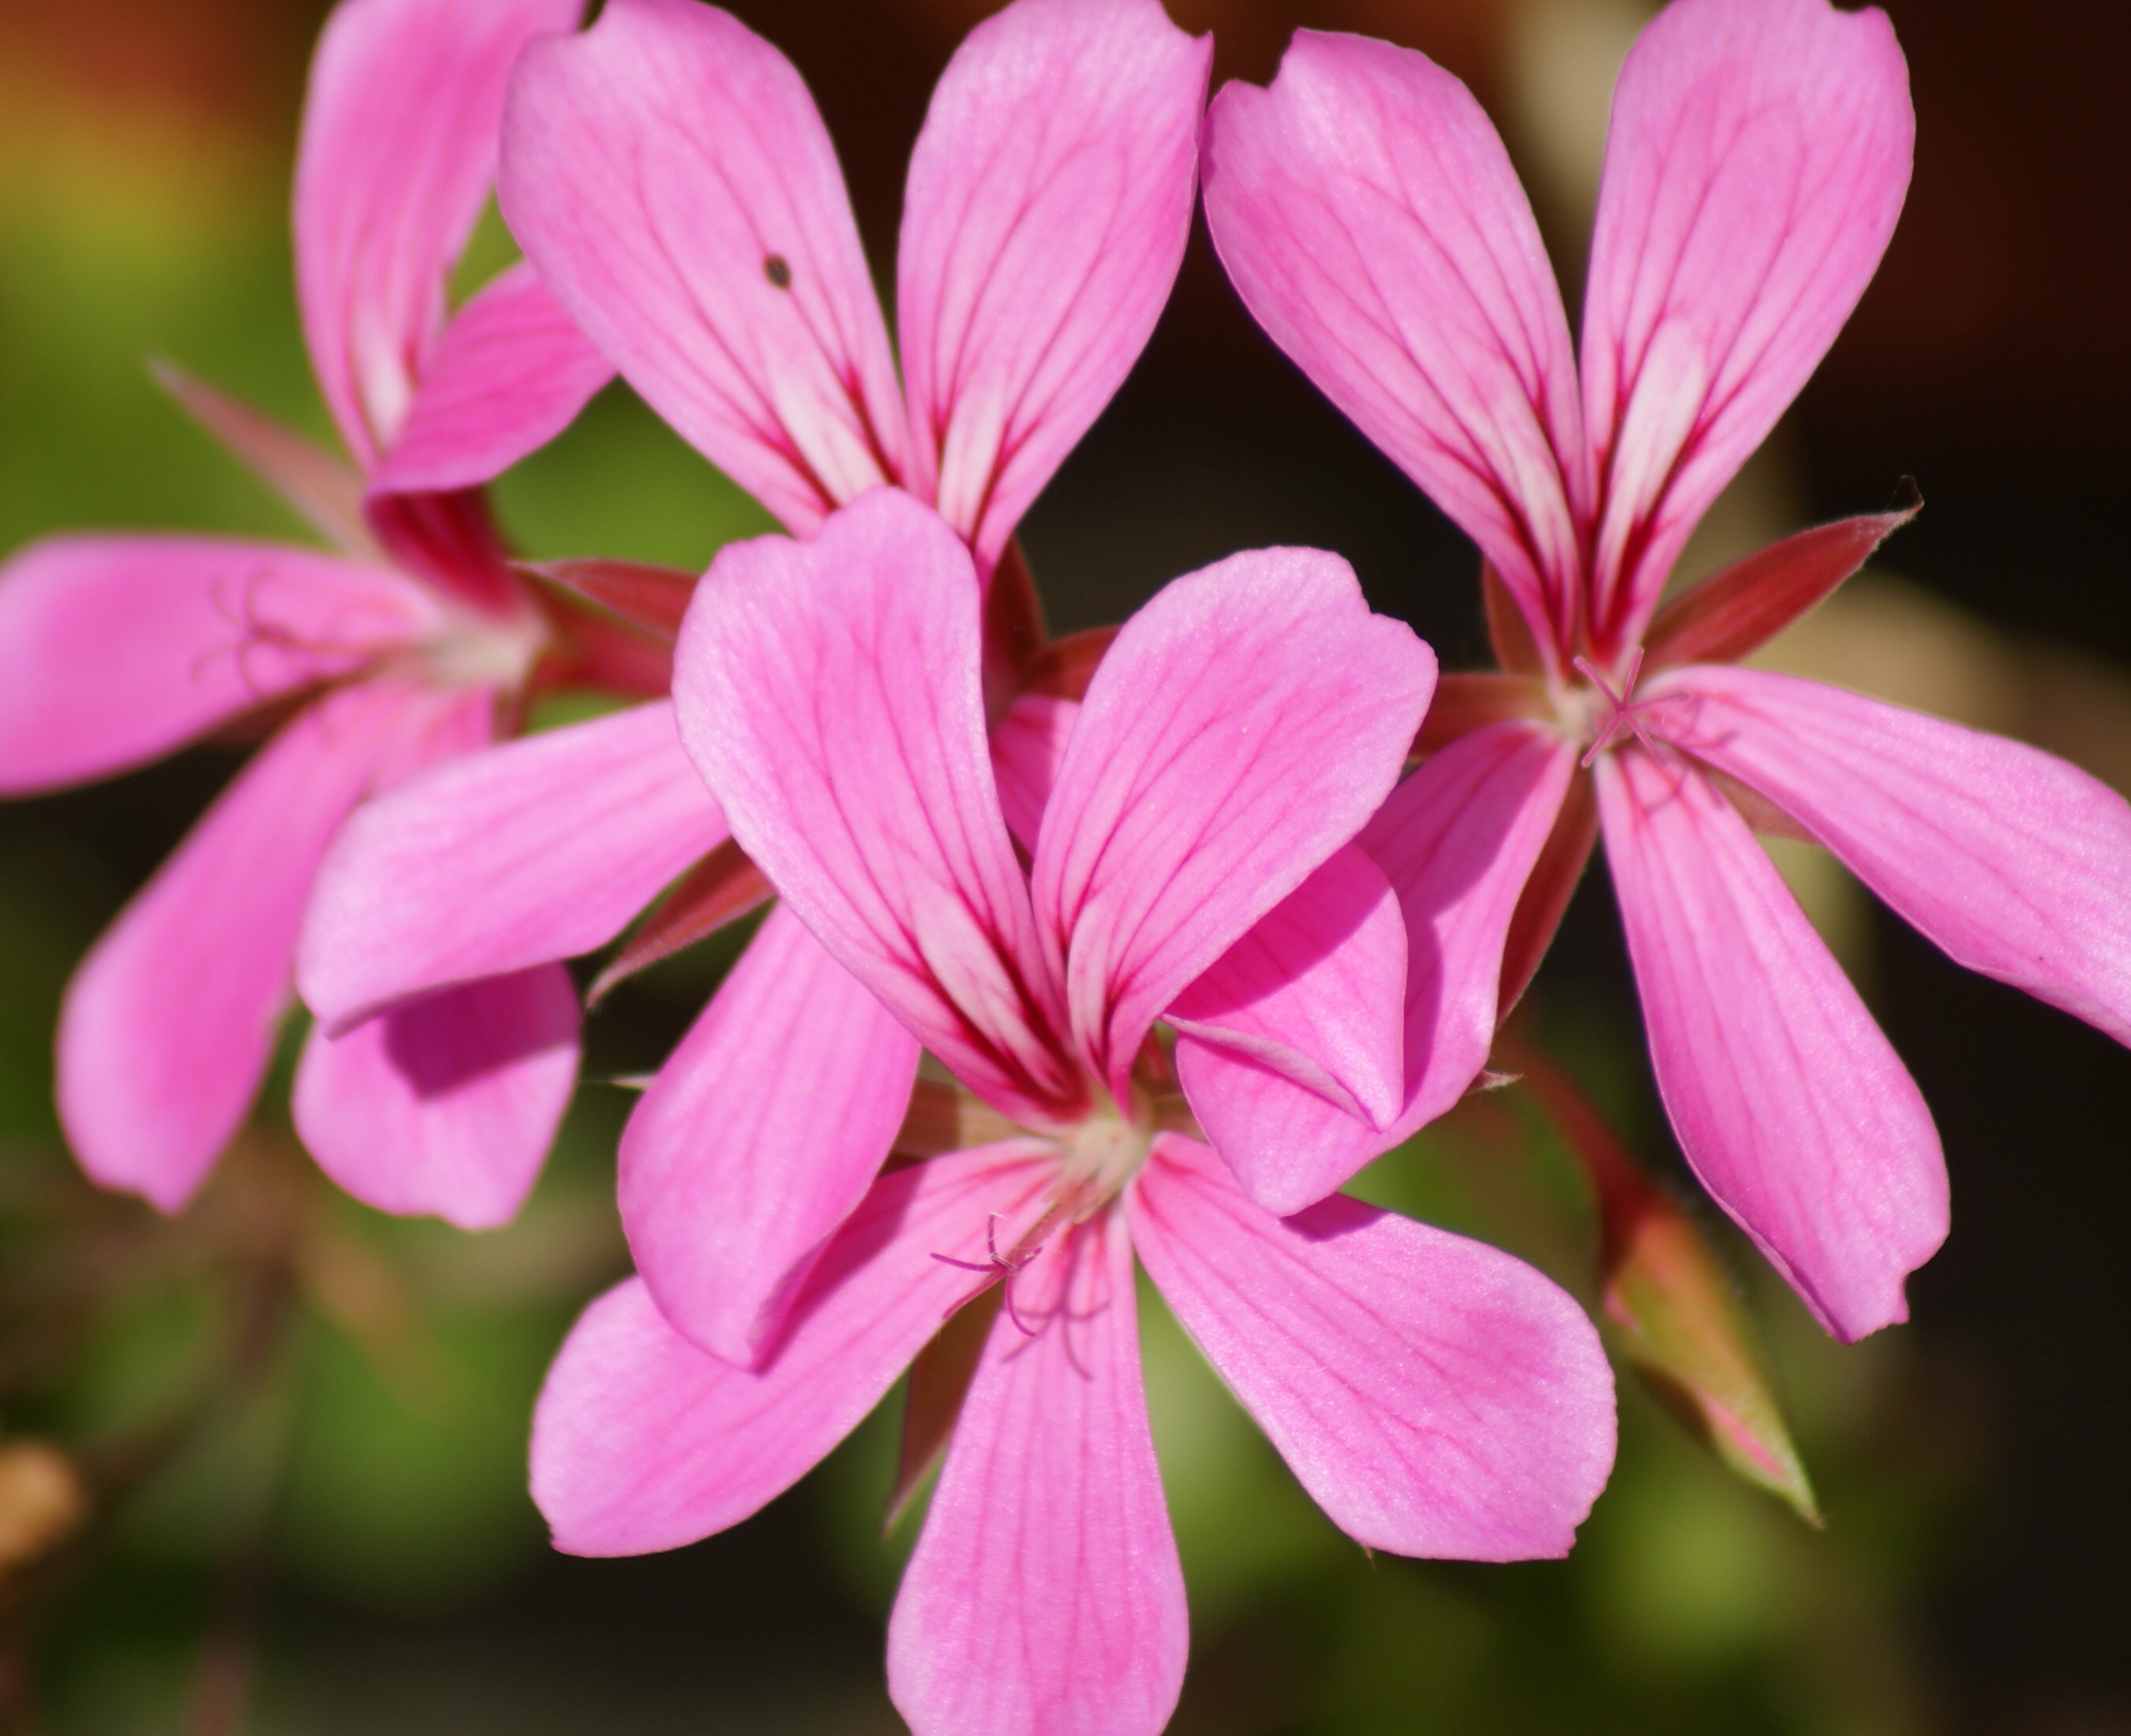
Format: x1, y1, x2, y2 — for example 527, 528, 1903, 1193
931, 1210, 1054, 1335
195, 567, 376, 698
1572, 647, 1671, 767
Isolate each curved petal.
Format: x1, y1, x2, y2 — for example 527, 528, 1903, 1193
370, 261, 613, 495
1580, 0, 1912, 650
294, 963, 579, 1229
1168, 1053, 1385, 1228
888, 1210, 1185, 1736
898, 0, 1209, 574
1209, 706, 1606, 1225
55, 682, 423, 1212
1170, 844, 1406, 1216
500, 0, 907, 535
1361, 720, 1579, 1140
620, 904, 920, 1365
1032, 544, 1433, 1100
296, 0, 582, 465
1128, 1135, 1615, 1561
1203, 32, 1586, 660
1594, 748, 1946, 1341
1657, 664, 2131, 1049
366, 677, 496, 789
299, 701, 727, 1030
530, 1143, 1052, 1556
0, 536, 436, 795
676, 492, 1077, 1124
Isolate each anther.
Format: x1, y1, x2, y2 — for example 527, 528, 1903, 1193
931, 1213, 1045, 1335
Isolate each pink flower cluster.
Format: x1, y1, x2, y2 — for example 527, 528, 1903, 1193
0, 0, 634, 1222
5, 0, 2129, 1729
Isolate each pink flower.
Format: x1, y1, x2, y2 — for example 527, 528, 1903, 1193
0, 0, 630, 1224
530, 488, 1616, 1736
1202, 0, 2131, 1338
296, 0, 1215, 1225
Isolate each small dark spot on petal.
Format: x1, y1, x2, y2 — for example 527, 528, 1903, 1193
764, 253, 792, 290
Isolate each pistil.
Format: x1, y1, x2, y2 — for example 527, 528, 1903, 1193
1566, 646, 1687, 768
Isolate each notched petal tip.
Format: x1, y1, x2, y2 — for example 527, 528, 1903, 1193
899, 0, 1212, 571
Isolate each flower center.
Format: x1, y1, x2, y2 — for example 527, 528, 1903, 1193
1560, 645, 1683, 766
1054, 1093, 1155, 1216
417, 606, 549, 694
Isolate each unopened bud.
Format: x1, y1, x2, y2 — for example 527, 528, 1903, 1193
1507, 1039, 1820, 1523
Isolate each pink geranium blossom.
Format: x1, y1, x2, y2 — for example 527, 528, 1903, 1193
1202, 0, 2131, 1338
0, 0, 631, 1225
298, 0, 1215, 1254
531, 488, 1616, 1736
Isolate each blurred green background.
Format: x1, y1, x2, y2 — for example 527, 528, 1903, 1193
2, 2, 2127, 1733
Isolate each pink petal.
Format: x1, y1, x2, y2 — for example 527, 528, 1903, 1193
293, 963, 579, 1229
1032, 544, 1433, 1101
0, 536, 436, 795
897, 0, 1210, 574
1128, 1134, 1615, 1560
365, 677, 496, 790
55, 681, 425, 1211
1580, 0, 1912, 652
296, 0, 582, 466
1170, 844, 1407, 1216
298, 701, 727, 1031
499, 0, 908, 536
888, 1209, 1185, 1736
991, 691, 1079, 856
676, 491, 1078, 1125
1360, 720, 1579, 1139
1202, 32, 1586, 661
1657, 664, 2131, 1050
369, 261, 613, 496
620, 904, 920, 1365
1594, 748, 1946, 1341
531, 1143, 1053, 1556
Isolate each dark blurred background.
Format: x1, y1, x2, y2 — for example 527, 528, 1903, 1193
2, 2, 2127, 1732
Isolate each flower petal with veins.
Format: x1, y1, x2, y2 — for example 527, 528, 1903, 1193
298, 0, 582, 465
500, 0, 908, 535
301, 700, 728, 1029
1595, 749, 1946, 1341
898, 0, 1209, 574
